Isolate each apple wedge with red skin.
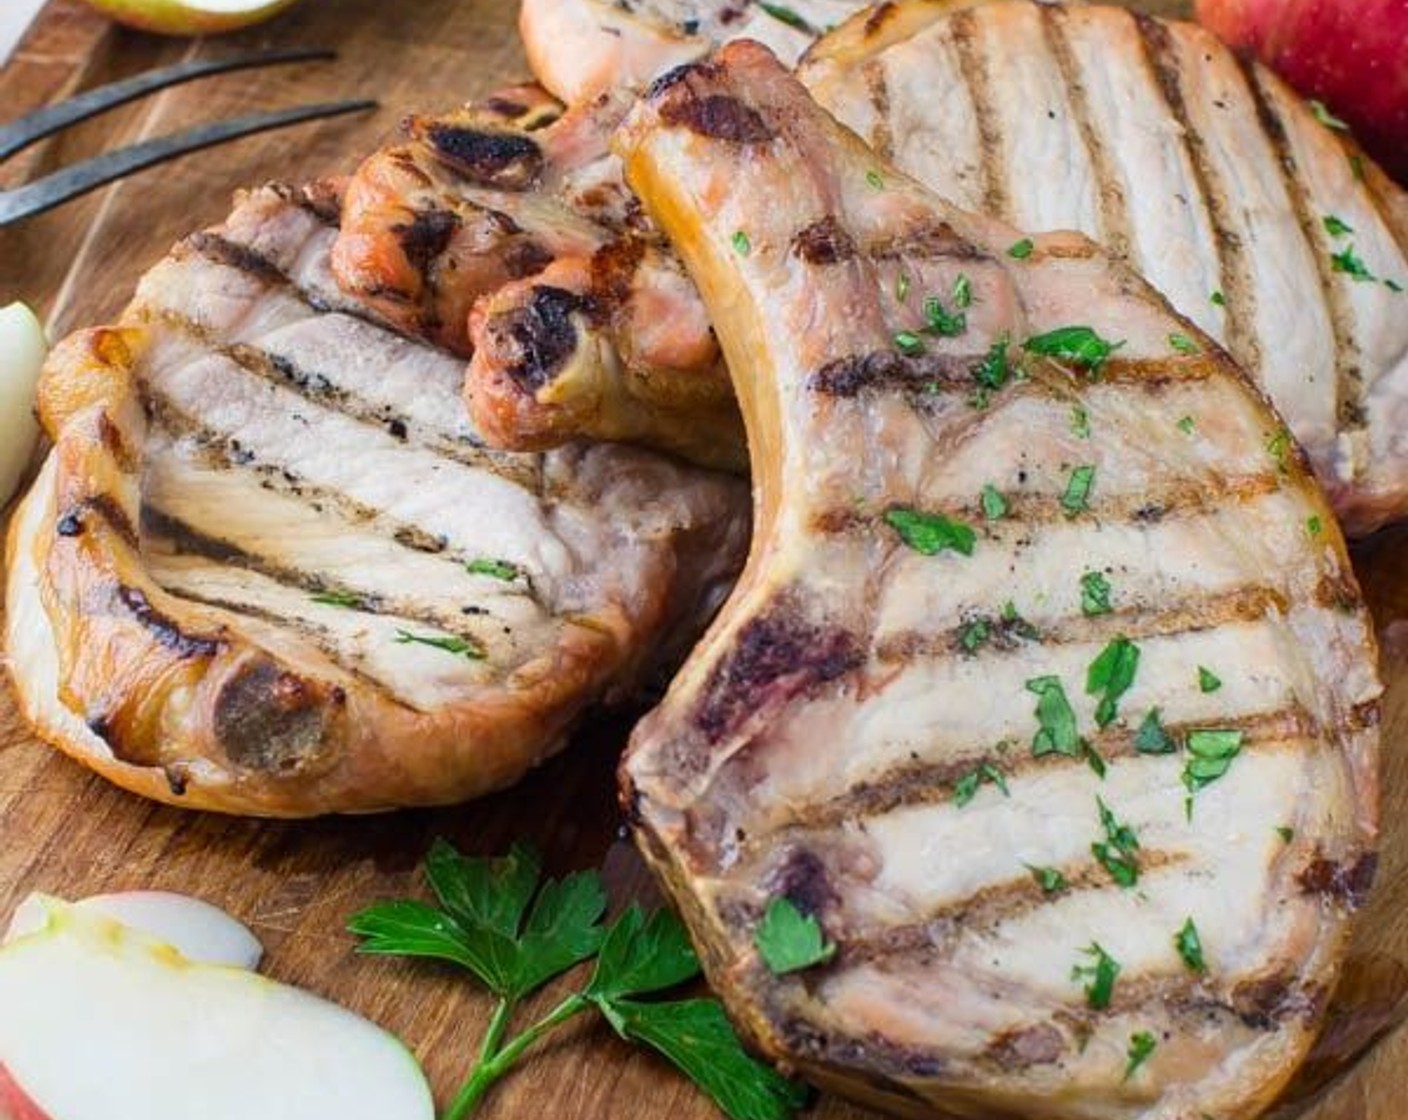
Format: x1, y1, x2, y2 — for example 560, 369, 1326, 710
0, 897, 433, 1120
1196, 0, 1408, 182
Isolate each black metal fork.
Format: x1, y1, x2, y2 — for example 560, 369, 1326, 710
0, 46, 375, 227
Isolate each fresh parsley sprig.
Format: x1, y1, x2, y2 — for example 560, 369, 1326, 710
349, 841, 806, 1120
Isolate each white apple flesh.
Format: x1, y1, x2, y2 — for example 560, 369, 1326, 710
0, 898, 434, 1120
0, 302, 46, 509
79, 0, 301, 36
4, 891, 263, 970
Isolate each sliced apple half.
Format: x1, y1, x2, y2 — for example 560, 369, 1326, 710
4, 891, 263, 970
0, 897, 433, 1120
79, 0, 302, 36
0, 302, 46, 508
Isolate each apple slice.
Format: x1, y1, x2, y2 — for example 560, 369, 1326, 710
78, 0, 302, 36
0, 302, 46, 508
4, 891, 263, 970
0, 898, 433, 1120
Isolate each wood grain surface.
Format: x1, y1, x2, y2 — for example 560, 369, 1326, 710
1, 2, 1405, 1118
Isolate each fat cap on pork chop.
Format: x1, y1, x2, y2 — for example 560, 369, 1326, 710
3, 182, 749, 817
617, 40, 1380, 1119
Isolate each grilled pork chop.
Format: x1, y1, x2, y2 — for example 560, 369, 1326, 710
519, 0, 867, 103
618, 42, 1381, 1119
803, 0, 1408, 535
3, 183, 748, 817
331, 87, 745, 471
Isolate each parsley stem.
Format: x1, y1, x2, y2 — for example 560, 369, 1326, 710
444, 993, 592, 1119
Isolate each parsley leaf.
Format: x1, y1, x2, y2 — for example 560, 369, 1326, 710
953, 274, 974, 309
1177, 415, 1196, 435
311, 589, 364, 608
1027, 865, 1068, 894
1087, 637, 1140, 728
981, 483, 1009, 521
1309, 98, 1349, 131
1026, 676, 1084, 758
923, 294, 966, 337
1125, 1031, 1157, 1080
467, 558, 520, 581
1198, 666, 1222, 693
1080, 571, 1112, 617
1307, 515, 1324, 537
893, 330, 925, 356
1134, 708, 1177, 755
959, 618, 991, 653
732, 230, 751, 256
1277, 826, 1295, 844
1023, 326, 1124, 373
1093, 796, 1141, 888
1072, 942, 1121, 1009
954, 761, 1009, 807
1210, 290, 1227, 307
759, 2, 814, 31
1183, 729, 1244, 795
1331, 244, 1377, 282
885, 508, 977, 556
1071, 404, 1091, 439
1008, 238, 1034, 259
865, 169, 885, 190
394, 630, 485, 661
1266, 428, 1292, 471
1322, 214, 1354, 238
970, 334, 1013, 406
896, 272, 911, 301
1168, 332, 1200, 355
755, 898, 835, 975
1175, 917, 1205, 973
586, 904, 700, 1001
1062, 465, 1096, 516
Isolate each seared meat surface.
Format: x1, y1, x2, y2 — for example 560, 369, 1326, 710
803, 0, 1408, 535
618, 42, 1381, 1119
519, 0, 867, 102
4, 183, 749, 816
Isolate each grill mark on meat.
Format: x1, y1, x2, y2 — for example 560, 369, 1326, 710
809, 348, 987, 396
392, 208, 461, 274
421, 122, 544, 190
481, 285, 589, 393
950, 7, 1009, 217
211, 659, 334, 773
867, 223, 982, 261
1039, 6, 1132, 259
115, 585, 223, 660
758, 705, 1316, 837
142, 507, 524, 635
862, 59, 894, 160
1136, 17, 1261, 380
658, 90, 776, 143
863, 2, 899, 37
56, 493, 139, 551
695, 599, 864, 744
1241, 61, 1367, 436
590, 236, 648, 313
984, 1023, 1065, 1071
793, 215, 859, 265
1298, 850, 1378, 908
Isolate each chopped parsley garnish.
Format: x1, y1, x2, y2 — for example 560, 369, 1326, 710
1309, 98, 1349, 131
1175, 917, 1205, 973
1183, 729, 1245, 795
1125, 1032, 1157, 1080
885, 508, 976, 556
1307, 515, 1323, 537
865, 169, 885, 191
1331, 244, 1376, 282
1093, 796, 1141, 888
953, 762, 1009, 807
1322, 214, 1354, 238
1266, 428, 1292, 471
1002, 600, 1041, 641
1071, 404, 1091, 439
1062, 465, 1096, 516
970, 334, 1012, 406
467, 558, 520, 581
1022, 326, 1123, 373
1080, 571, 1112, 617
959, 618, 991, 653
1168, 332, 1200, 355
759, 2, 814, 31
1350, 153, 1366, 181
1177, 415, 1196, 435
1084, 742, 1108, 779
755, 898, 835, 975
1087, 637, 1139, 729
981, 483, 1009, 521
1210, 290, 1227, 307
1197, 666, 1222, 693
731, 230, 751, 256
896, 272, 911, 302
923, 295, 966, 337
1072, 942, 1120, 1009
1027, 865, 1069, 894
1026, 676, 1083, 758
394, 630, 485, 660
1008, 238, 1035, 260
953, 274, 974, 310
1134, 708, 1177, 755
1277, 826, 1295, 844
894, 330, 925, 355
311, 589, 363, 609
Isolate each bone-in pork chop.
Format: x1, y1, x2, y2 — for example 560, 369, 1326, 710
618, 42, 1381, 1119
4, 183, 748, 817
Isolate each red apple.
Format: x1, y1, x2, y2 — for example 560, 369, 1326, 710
1196, 0, 1408, 183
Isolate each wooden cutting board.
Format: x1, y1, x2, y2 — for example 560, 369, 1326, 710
1, 2, 1405, 1117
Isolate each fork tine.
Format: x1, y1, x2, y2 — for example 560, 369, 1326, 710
0, 47, 339, 163
0, 99, 377, 227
